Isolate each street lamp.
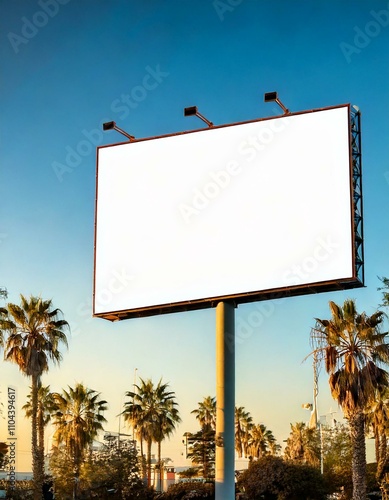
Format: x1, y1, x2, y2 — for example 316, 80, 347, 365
302, 402, 323, 474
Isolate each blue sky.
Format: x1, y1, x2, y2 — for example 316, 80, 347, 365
1, 0, 389, 471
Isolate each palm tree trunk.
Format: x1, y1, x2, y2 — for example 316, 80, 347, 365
158, 440, 162, 492
382, 436, 389, 480
38, 407, 45, 487
139, 438, 147, 483
245, 436, 251, 459
377, 428, 388, 483
147, 438, 152, 487
375, 426, 380, 471
350, 411, 367, 500
236, 424, 242, 458
203, 439, 208, 479
73, 458, 81, 499
32, 374, 43, 500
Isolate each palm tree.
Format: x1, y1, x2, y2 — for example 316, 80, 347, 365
124, 395, 147, 480
267, 436, 281, 456
23, 384, 58, 481
189, 396, 217, 479
153, 395, 181, 489
0, 295, 69, 500
191, 396, 216, 430
122, 377, 180, 487
283, 421, 320, 466
235, 407, 253, 458
248, 423, 278, 460
311, 299, 389, 500
366, 388, 389, 482
52, 383, 108, 499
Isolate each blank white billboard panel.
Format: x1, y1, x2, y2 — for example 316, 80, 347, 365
94, 104, 361, 320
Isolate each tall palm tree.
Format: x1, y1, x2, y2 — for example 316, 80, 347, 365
235, 407, 253, 458
311, 299, 389, 500
52, 383, 108, 499
122, 377, 180, 487
0, 295, 69, 500
23, 384, 58, 481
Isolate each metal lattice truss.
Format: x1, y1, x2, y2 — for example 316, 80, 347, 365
351, 106, 364, 286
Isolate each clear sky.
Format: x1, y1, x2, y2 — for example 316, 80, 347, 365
1, 0, 389, 472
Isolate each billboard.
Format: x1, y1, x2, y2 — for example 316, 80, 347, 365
94, 104, 363, 321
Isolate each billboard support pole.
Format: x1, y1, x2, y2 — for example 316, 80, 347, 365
215, 301, 235, 500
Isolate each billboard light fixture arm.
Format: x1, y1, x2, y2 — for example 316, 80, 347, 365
103, 121, 136, 142
264, 91, 290, 115
184, 106, 213, 128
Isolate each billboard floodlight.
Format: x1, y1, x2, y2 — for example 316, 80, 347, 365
264, 91, 290, 115
102, 121, 135, 142
184, 105, 213, 128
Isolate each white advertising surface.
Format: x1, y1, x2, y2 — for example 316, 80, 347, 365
94, 104, 360, 320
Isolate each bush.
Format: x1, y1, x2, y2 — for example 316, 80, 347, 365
0, 479, 33, 499
163, 481, 214, 499
237, 455, 329, 500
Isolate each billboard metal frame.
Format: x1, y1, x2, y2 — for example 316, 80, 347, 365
350, 106, 364, 285
93, 103, 364, 322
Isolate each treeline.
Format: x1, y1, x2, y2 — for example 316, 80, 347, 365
2, 277, 389, 499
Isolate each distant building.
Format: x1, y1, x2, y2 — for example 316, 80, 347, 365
149, 456, 176, 492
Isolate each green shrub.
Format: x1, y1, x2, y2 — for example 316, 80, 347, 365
163, 481, 214, 499
237, 455, 329, 500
